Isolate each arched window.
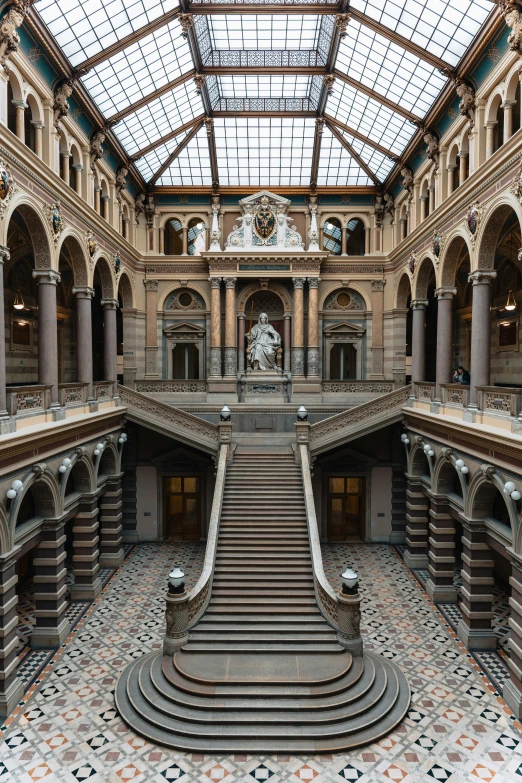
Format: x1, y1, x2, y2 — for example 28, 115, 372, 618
188, 218, 206, 255
346, 219, 365, 255
165, 219, 183, 255
323, 218, 342, 254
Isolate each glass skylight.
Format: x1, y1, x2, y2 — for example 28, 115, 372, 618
214, 118, 314, 186
351, 0, 492, 66
35, 0, 178, 66
332, 127, 396, 182
336, 20, 447, 117
134, 132, 191, 181
318, 128, 372, 186
155, 129, 212, 186
207, 14, 321, 50
217, 75, 313, 99
81, 19, 192, 117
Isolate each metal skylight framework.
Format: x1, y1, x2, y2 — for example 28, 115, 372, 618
34, 0, 495, 190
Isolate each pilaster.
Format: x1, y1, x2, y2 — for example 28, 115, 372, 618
456, 525, 496, 650
99, 480, 124, 569
31, 524, 71, 648
404, 481, 429, 569
70, 499, 102, 601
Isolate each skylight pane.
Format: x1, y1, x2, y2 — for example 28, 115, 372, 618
207, 14, 321, 50
214, 118, 314, 186
327, 83, 416, 156
81, 19, 192, 116
336, 20, 446, 117
35, 0, 178, 66
218, 75, 312, 99
134, 133, 190, 181
318, 128, 372, 186
333, 129, 396, 182
113, 85, 203, 156
157, 129, 212, 186
351, 0, 491, 67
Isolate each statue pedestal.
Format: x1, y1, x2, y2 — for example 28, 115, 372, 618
241, 371, 289, 403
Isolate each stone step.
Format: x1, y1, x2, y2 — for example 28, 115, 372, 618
204, 606, 321, 615
183, 642, 344, 653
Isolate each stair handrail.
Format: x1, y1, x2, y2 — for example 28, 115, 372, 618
187, 441, 228, 628
308, 385, 411, 454
299, 444, 340, 629
118, 384, 219, 454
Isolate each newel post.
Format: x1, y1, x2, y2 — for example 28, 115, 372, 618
163, 567, 189, 655
336, 568, 363, 657
218, 406, 233, 463
295, 406, 310, 464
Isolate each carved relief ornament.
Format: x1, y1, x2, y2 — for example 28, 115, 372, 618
0, 158, 16, 218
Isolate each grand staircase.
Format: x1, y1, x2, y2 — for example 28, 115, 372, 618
116, 447, 410, 751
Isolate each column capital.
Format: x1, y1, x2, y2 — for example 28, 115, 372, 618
209, 277, 222, 289
100, 299, 119, 310
224, 277, 237, 289
72, 286, 95, 299
468, 270, 497, 285
72, 163, 83, 172
0, 246, 10, 264
434, 287, 457, 299
502, 100, 516, 109
307, 278, 320, 289
143, 279, 159, 291
12, 100, 28, 110
484, 120, 498, 129
399, 218, 407, 225
284, 313, 291, 320
411, 299, 429, 310
238, 312, 246, 320
32, 269, 61, 285
31, 121, 45, 129
459, 151, 469, 159
293, 278, 306, 289
371, 280, 386, 292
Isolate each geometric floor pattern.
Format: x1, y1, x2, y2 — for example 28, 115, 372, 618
1, 542, 521, 782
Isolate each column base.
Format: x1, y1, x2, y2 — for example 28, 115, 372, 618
403, 551, 429, 569
425, 579, 458, 603
457, 620, 497, 650
503, 678, 522, 719
0, 677, 24, 720
88, 401, 99, 413
99, 551, 124, 569
463, 406, 477, 423
70, 577, 103, 602
0, 416, 15, 435
429, 401, 441, 414
52, 407, 66, 422
31, 617, 71, 649
390, 531, 407, 545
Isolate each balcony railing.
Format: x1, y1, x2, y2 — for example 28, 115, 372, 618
135, 380, 208, 394
440, 383, 470, 409
93, 381, 114, 401
414, 382, 435, 402
59, 383, 89, 407
477, 386, 522, 418
7, 385, 51, 416
322, 380, 395, 395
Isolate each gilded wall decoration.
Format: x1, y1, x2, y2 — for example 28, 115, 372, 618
323, 289, 365, 311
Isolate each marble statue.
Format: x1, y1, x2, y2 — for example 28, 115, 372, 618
247, 313, 281, 371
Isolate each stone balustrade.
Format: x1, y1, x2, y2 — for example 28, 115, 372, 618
440, 383, 470, 408
59, 383, 89, 407
414, 381, 435, 402
321, 381, 395, 394
135, 380, 208, 394
93, 381, 114, 401
6, 385, 51, 416
477, 386, 522, 418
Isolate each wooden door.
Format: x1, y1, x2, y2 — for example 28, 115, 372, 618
327, 477, 365, 541
163, 476, 200, 540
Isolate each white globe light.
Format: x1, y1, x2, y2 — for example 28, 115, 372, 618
121, 433, 127, 441
504, 481, 516, 494
59, 465, 67, 473
460, 466, 469, 474
118, 437, 124, 444
424, 444, 430, 452
11, 480, 23, 492
404, 438, 409, 445
428, 449, 434, 457
63, 458, 72, 467
6, 489, 16, 500
511, 491, 521, 501
96, 443, 104, 451
455, 459, 464, 469
401, 434, 407, 441
93, 449, 100, 456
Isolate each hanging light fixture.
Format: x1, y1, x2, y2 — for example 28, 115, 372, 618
13, 289, 24, 310
505, 289, 516, 311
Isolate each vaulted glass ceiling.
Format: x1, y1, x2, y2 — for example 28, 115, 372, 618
35, 0, 494, 189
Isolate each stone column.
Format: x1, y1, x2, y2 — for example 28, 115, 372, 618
503, 551, 522, 718
485, 121, 497, 159
238, 314, 246, 373
102, 196, 110, 221
159, 226, 165, 255
0, 551, 24, 719
0, 247, 9, 417
12, 100, 26, 142
101, 299, 118, 384
73, 287, 94, 399
284, 314, 291, 374
400, 218, 407, 241
420, 196, 428, 221
292, 278, 305, 377
425, 496, 458, 603
72, 164, 82, 195
503, 100, 515, 143
411, 299, 428, 384
144, 279, 159, 378
61, 153, 70, 186
224, 278, 237, 377
182, 226, 188, 256
428, 186, 435, 215
94, 187, 101, 214
70, 498, 102, 601
364, 227, 371, 255
123, 218, 129, 241
457, 524, 496, 650
370, 280, 385, 380
209, 278, 222, 377
404, 480, 429, 569
434, 288, 456, 400
31, 523, 71, 647
459, 153, 468, 186
468, 271, 496, 408
99, 480, 124, 569
307, 279, 320, 378
446, 167, 455, 197
33, 270, 60, 408
121, 308, 137, 387
341, 224, 347, 256
32, 121, 44, 158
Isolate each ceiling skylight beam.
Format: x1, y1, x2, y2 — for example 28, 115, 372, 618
325, 115, 398, 160
333, 70, 422, 124
149, 120, 205, 184
107, 70, 197, 125
131, 115, 206, 160
310, 118, 325, 190
205, 119, 220, 189
326, 119, 381, 185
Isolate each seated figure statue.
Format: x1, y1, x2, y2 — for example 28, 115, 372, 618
247, 313, 281, 371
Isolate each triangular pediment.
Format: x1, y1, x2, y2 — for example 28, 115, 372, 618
163, 321, 205, 335
239, 190, 290, 210
324, 321, 365, 335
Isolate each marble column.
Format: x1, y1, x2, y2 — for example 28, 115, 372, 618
99, 480, 124, 569
404, 480, 430, 569
446, 167, 455, 197
94, 187, 101, 214
411, 299, 428, 384
72, 164, 83, 195
503, 552, 522, 718
209, 278, 222, 377
12, 100, 26, 142
434, 287, 456, 400
159, 226, 165, 255
426, 497, 458, 603
364, 227, 371, 255
292, 278, 305, 377
61, 153, 70, 186
33, 270, 60, 408
284, 315, 291, 374
101, 299, 118, 384
468, 271, 496, 408
0, 248, 9, 416
428, 186, 435, 215
123, 218, 129, 241
73, 287, 94, 399
503, 100, 515, 143
307, 279, 320, 378
144, 279, 159, 378
31, 522, 71, 647
485, 121, 497, 159
238, 314, 246, 373
459, 153, 468, 186
420, 196, 428, 221
0, 551, 24, 719
224, 278, 237, 377
457, 524, 496, 650
182, 226, 188, 256
70, 498, 102, 601
32, 121, 44, 158
400, 218, 407, 242
341, 225, 347, 256
370, 280, 386, 379
102, 196, 110, 221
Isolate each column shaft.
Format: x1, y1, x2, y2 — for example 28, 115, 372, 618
0, 249, 8, 415
426, 498, 458, 603
411, 300, 428, 384
341, 225, 347, 256
468, 271, 495, 407
459, 154, 468, 186
307, 279, 320, 377
70, 498, 102, 601
364, 227, 370, 254
503, 557, 522, 718
292, 279, 305, 376
238, 315, 246, 373
284, 315, 291, 374
390, 467, 407, 544
101, 300, 118, 384
31, 524, 71, 647
33, 123, 43, 158
503, 102, 514, 143
485, 122, 496, 159
457, 526, 496, 649
74, 288, 94, 399
224, 278, 237, 377
144, 280, 159, 378
34, 271, 60, 407
0, 554, 24, 719
400, 219, 407, 241
209, 278, 222, 377
14, 104, 25, 142
159, 227, 165, 254
61, 154, 70, 186
370, 281, 385, 379
404, 482, 429, 569
99, 481, 124, 569
420, 197, 428, 221
435, 290, 455, 399
182, 226, 188, 255
429, 187, 435, 214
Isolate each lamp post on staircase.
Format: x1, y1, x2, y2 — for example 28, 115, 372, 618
163, 567, 189, 655
337, 568, 363, 657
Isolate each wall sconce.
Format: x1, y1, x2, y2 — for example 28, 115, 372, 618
13, 290, 25, 310
118, 432, 128, 445
59, 457, 72, 474
6, 479, 23, 500
423, 443, 434, 457
455, 458, 468, 474
504, 480, 521, 500
505, 290, 516, 312
401, 433, 410, 445
93, 442, 104, 457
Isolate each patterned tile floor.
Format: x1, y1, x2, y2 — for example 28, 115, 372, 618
1, 542, 522, 782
